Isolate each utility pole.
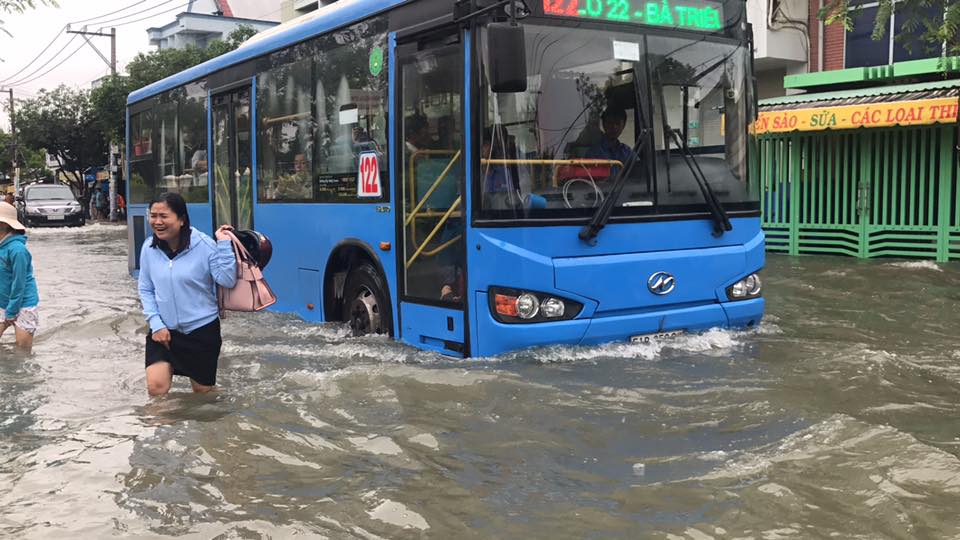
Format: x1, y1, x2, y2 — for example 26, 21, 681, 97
4, 88, 17, 196
66, 27, 116, 75
68, 26, 118, 221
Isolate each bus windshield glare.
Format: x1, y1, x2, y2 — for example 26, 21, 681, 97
478, 24, 756, 220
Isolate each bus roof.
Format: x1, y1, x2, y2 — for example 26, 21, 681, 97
127, 0, 408, 105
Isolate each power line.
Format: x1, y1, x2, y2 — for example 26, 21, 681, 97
109, 2, 192, 29
0, 27, 67, 84
0, 0, 173, 85
69, 0, 151, 26
4, 0, 194, 90
3, 33, 78, 88
8, 40, 86, 88
88, 0, 180, 28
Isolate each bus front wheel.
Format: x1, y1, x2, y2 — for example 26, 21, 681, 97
343, 263, 392, 337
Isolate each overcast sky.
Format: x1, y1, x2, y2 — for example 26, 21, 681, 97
0, 0, 282, 129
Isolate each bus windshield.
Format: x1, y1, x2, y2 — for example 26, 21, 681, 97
477, 24, 755, 220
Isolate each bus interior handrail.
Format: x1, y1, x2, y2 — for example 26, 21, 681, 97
406, 149, 461, 226
406, 196, 461, 269
262, 111, 311, 126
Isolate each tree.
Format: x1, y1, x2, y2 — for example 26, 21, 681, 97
0, 129, 47, 183
89, 75, 134, 144
0, 0, 56, 38
89, 25, 260, 148
206, 24, 259, 58
16, 85, 106, 196
820, 0, 960, 58
125, 25, 258, 89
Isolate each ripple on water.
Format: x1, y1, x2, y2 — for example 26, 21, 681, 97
492, 327, 747, 365
621, 414, 960, 538
885, 260, 944, 272
7, 226, 960, 538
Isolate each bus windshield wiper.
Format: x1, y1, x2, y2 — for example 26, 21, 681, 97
655, 73, 731, 237
578, 128, 649, 245
664, 127, 732, 236
579, 64, 652, 245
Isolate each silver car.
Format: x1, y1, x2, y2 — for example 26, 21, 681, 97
17, 184, 85, 227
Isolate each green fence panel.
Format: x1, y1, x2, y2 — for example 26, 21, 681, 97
755, 123, 958, 261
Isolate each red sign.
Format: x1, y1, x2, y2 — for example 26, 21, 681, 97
357, 152, 381, 198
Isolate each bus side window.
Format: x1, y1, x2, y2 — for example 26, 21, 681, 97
255, 23, 389, 204
178, 82, 209, 203
257, 57, 316, 202
129, 109, 157, 205
313, 28, 389, 203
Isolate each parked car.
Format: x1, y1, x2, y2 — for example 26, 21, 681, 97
16, 184, 85, 227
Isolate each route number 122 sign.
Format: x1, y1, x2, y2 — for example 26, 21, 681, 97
357, 152, 382, 197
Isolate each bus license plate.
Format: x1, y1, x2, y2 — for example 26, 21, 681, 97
630, 330, 684, 344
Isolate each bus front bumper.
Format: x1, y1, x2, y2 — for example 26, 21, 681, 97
473, 293, 764, 357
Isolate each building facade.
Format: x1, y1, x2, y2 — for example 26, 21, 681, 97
755, 5, 960, 261
747, 0, 809, 99
280, 0, 337, 22
147, 0, 279, 50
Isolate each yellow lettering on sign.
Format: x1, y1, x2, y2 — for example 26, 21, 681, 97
754, 97, 959, 134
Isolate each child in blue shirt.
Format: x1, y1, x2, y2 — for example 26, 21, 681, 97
0, 202, 40, 352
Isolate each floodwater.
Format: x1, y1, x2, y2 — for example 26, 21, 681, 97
2, 225, 960, 539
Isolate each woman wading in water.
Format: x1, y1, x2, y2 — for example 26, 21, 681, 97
138, 192, 236, 396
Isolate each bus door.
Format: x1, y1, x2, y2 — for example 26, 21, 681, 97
211, 86, 253, 230
396, 35, 468, 357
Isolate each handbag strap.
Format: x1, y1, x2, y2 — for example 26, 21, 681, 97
223, 230, 253, 263
219, 229, 249, 316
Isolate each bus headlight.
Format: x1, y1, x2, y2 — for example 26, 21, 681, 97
490, 287, 582, 324
540, 297, 565, 318
516, 293, 539, 319
726, 273, 762, 300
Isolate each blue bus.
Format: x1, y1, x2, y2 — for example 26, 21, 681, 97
126, 0, 764, 357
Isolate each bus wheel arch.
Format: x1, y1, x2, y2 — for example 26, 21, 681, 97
323, 241, 393, 336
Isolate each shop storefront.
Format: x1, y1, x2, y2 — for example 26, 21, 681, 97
754, 78, 960, 262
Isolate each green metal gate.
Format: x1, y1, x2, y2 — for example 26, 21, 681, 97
754, 125, 960, 262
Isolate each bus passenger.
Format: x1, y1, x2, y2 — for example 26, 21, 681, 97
481, 133, 513, 194
404, 114, 432, 153
587, 108, 632, 166
138, 192, 237, 396
273, 153, 312, 199
440, 266, 464, 303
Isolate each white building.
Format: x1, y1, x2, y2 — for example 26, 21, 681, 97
147, 0, 279, 50
746, 0, 809, 98
280, 0, 339, 22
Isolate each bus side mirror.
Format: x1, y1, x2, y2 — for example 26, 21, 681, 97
487, 23, 527, 93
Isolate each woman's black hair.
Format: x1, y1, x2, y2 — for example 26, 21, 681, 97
149, 192, 191, 250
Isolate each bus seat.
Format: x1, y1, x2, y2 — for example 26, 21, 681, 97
556, 163, 613, 183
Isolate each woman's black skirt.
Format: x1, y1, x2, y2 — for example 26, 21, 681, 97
144, 318, 222, 386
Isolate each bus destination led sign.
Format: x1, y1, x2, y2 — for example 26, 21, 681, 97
542, 0, 724, 32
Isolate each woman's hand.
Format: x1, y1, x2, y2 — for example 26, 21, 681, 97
215, 224, 234, 241
152, 328, 172, 349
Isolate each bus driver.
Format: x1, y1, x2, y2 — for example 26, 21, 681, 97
586, 107, 632, 167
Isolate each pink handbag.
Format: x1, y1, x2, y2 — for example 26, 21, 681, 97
218, 230, 277, 314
